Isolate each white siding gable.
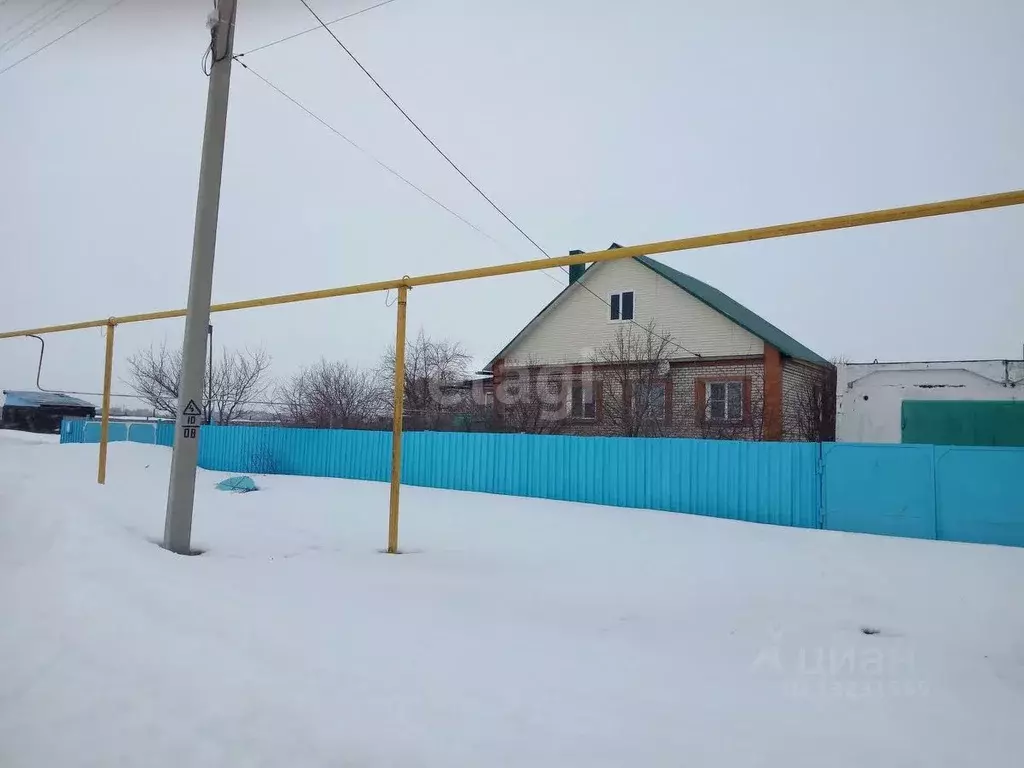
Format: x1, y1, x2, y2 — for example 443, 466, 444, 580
503, 259, 763, 366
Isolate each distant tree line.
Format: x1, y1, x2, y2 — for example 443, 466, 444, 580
123, 330, 487, 431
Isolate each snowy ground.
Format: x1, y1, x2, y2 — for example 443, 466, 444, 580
1, 431, 1023, 767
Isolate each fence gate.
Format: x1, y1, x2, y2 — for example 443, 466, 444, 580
821, 443, 937, 540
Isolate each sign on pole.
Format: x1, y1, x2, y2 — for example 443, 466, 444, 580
181, 399, 202, 440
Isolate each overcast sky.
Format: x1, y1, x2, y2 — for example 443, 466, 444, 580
1, 0, 1021, 405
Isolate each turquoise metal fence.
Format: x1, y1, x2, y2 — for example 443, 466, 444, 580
61, 421, 820, 528
821, 442, 1024, 547
821, 443, 938, 539
61, 419, 172, 447
59, 420, 1024, 546
400, 431, 820, 526
198, 427, 820, 527
61, 419, 86, 443
933, 445, 1024, 546
198, 425, 391, 482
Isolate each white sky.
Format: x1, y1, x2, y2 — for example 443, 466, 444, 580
1, 0, 1022, 404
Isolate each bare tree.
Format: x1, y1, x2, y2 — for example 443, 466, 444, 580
590, 320, 675, 437
275, 359, 385, 429
124, 342, 271, 424
379, 330, 472, 431
494, 363, 568, 434
209, 348, 272, 425
124, 342, 182, 417
789, 360, 838, 442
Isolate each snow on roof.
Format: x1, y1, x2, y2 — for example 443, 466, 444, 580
2, 390, 96, 409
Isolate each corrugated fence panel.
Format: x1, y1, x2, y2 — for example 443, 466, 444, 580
58, 420, 1022, 545
196, 425, 391, 482
934, 446, 1024, 547
156, 422, 175, 447
58, 421, 820, 529
668, 439, 820, 528
61, 419, 87, 444
399, 431, 819, 528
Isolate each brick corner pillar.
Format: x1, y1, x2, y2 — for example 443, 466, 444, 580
763, 345, 783, 441
491, 358, 504, 419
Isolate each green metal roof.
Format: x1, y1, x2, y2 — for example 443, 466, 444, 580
634, 256, 829, 365
483, 250, 828, 371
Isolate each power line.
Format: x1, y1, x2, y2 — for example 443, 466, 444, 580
234, 58, 568, 290
297, 0, 556, 262
0, 0, 127, 79
235, 59, 507, 250
297, 2, 701, 355
0, 0, 83, 55
0, 0, 61, 39
236, 0, 397, 58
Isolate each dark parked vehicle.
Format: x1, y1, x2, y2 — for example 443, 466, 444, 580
1, 390, 96, 433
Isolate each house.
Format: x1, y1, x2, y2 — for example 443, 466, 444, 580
836, 359, 1024, 444
1, 390, 97, 433
481, 247, 835, 441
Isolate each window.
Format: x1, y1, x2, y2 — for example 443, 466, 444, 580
571, 383, 596, 419
707, 381, 743, 421
609, 291, 634, 321
632, 382, 666, 420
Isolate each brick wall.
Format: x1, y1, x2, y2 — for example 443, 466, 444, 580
496, 357, 838, 441
670, 358, 766, 439
497, 358, 770, 439
781, 359, 835, 441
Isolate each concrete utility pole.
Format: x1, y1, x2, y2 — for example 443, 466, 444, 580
164, 0, 238, 554
207, 323, 214, 425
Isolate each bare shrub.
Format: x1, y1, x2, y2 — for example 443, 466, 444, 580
275, 359, 385, 429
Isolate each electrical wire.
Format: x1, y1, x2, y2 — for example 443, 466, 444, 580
297, 0, 702, 357
235, 0, 397, 58
0, 0, 127, 79
203, 0, 233, 76
234, 58, 521, 249
234, 58, 566, 290
0, 0, 60, 39
0, 0, 59, 50
0, 0, 82, 55
297, 0, 554, 261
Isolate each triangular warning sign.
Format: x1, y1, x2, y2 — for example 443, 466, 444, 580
183, 399, 203, 416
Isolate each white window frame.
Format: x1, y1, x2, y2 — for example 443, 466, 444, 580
607, 289, 635, 323
570, 382, 596, 420
706, 380, 744, 422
